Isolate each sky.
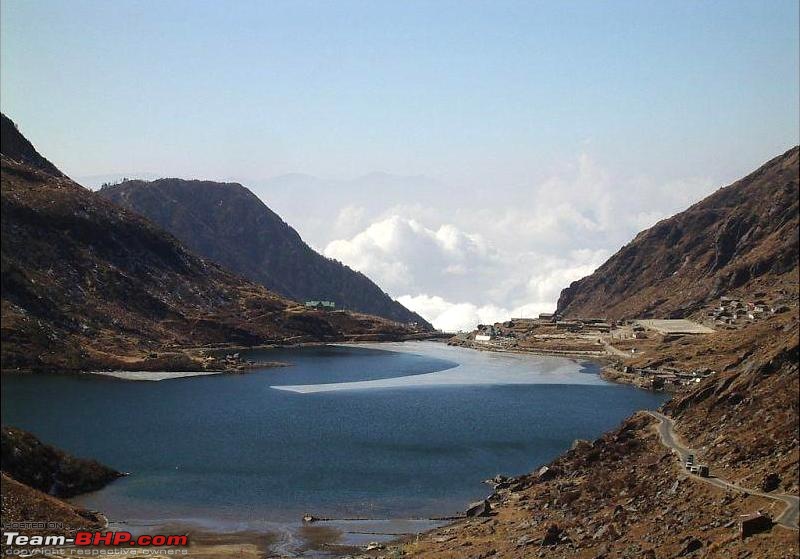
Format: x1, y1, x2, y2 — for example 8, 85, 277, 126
2, 0, 798, 330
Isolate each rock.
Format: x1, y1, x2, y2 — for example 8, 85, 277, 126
365, 541, 384, 551
541, 523, 562, 546
739, 512, 774, 539
592, 525, 608, 541
515, 534, 534, 548
571, 439, 592, 451
492, 474, 508, 484
759, 472, 781, 492
536, 465, 558, 482
677, 536, 702, 556
466, 499, 492, 517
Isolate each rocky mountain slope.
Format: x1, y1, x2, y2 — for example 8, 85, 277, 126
663, 313, 799, 494
1, 428, 118, 538
1, 426, 121, 498
401, 411, 798, 559
98, 178, 431, 328
0, 114, 413, 373
0, 114, 63, 177
557, 146, 799, 320
1, 474, 106, 537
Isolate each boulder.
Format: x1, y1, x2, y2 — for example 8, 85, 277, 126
465, 499, 492, 517
760, 472, 781, 492
740, 512, 774, 539
541, 523, 562, 546
515, 534, 534, 548
536, 465, 558, 482
678, 536, 703, 556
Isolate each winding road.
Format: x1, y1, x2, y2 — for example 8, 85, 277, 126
646, 411, 799, 530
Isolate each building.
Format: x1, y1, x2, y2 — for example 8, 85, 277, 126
739, 512, 774, 539
305, 300, 336, 311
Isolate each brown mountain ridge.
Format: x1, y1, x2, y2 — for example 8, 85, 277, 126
98, 177, 431, 328
557, 146, 799, 320
0, 114, 415, 373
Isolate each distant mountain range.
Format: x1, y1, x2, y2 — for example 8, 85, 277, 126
0, 114, 416, 373
99, 178, 431, 328
557, 146, 799, 320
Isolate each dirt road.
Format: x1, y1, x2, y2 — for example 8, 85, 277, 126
646, 411, 799, 530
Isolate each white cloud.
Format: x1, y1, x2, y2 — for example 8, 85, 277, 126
396, 295, 512, 333
261, 154, 717, 330
333, 205, 367, 238
324, 215, 497, 296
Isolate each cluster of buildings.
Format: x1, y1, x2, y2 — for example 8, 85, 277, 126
707, 296, 789, 326
624, 365, 714, 391
473, 313, 615, 342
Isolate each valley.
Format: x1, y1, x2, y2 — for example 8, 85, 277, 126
0, 121, 797, 559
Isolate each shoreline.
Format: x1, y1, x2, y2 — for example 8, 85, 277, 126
0, 332, 451, 377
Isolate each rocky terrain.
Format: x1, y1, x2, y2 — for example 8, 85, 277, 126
98, 178, 430, 327
0, 114, 63, 177
1, 426, 122, 498
0, 114, 418, 373
557, 146, 799, 321
662, 315, 799, 496
394, 148, 800, 558
1, 428, 118, 539
399, 413, 797, 559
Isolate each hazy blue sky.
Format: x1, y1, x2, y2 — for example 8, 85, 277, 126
2, 1, 798, 329
2, 0, 797, 184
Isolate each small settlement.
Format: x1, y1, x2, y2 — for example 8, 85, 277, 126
451, 292, 794, 394
704, 295, 791, 328
451, 312, 711, 392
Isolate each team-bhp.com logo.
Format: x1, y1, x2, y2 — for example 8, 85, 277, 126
3, 530, 188, 555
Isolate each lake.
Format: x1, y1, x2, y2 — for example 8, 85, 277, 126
0, 341, 667, 547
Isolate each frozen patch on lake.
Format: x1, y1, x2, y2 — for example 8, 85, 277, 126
87, 370, 226, 381
272, 341, 604, 393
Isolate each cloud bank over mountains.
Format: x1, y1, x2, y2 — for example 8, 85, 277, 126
249, 154, 716, 331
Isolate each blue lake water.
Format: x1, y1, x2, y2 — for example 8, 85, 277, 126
1, 341, 667, 531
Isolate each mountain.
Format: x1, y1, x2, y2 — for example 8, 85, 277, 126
1, 426, 121, 498
0, 114, 63, 177
98, 178, 432, 328
1, 427, 118, 536
401, 149, 799, 558
0, 114, 412, 373
557, 146, 799, 320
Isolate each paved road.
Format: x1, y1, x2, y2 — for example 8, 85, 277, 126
646, 411, 799, 530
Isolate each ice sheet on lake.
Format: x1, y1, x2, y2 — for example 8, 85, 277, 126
88, 370, 226, 381
272, 341, 605, 393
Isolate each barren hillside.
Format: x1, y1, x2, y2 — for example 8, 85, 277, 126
557, 147, 799, 320
0, 115, 413, 373
99, 178, 431, 328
